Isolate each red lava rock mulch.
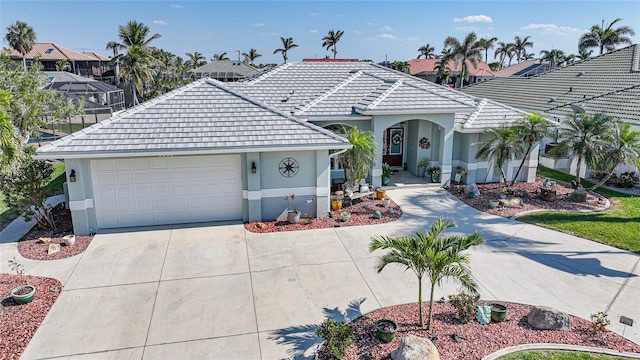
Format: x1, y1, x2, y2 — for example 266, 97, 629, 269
448, 176, 606, 219
245, 195, 402, 233
17, 203, 93, 261
326, 302, 640, 360
0, 273, 62, 360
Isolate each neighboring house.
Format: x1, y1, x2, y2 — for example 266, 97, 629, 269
7, 43, 111, 78
493, 60, 549, 77
190, 59, 261, 81
461, 44, 640, 131
44, 71, 125, 114
36, 61, 532, 235
409, 58, 495, 85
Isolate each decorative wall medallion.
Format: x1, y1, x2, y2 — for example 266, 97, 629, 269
419, 137, 431, 149
279, 157, 299, 177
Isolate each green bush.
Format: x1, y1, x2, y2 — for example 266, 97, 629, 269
316, 318, 354, 359
590, 311, 610, 332
448, 292, 480, 324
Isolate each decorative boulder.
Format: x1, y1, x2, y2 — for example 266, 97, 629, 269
527, 306, 572, 331
569, 188, 587, 202
391, 334, 439, 360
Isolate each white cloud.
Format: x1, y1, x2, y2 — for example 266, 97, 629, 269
309, 29, 318, 34
310, 12, 322, 17
521, 23, 584, 35
169, 4, 182, 8
252, 23, 265, 27
379, 25, 394, 32
152, 20, 167, 26
366, 22, 375, 26
453, 15, 493, 23
375, 33, 396, 40
354, 30, 362, 34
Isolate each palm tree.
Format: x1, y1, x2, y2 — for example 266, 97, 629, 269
417, 44, 436, 59
5, 21, 37, 70
185, 52, 206, 69
539, 49, 566, 70
118, 45, 156, 106
477, 37, 497, 63
273, 37, 298, 64
0, 90, 18, 169
55, 59, 71, 72
392, 60, 409, 73
117, 20, 161, 48
579, 18, 635, 55
555, 113, 613, 186
434, 57, 453, 85
322, 29, 344, 59
473, 127, 524, 186
370, 217, 484, 328
242, 48, 262, 65
494, 41, 512, 68
212, 52, 229, 61
588, 123, 640, 191
443, 32, 483, 88
105, 40, 121, 85
338, 126, 377, 188
520, 52, 535, 62
577, 48, 593, 61
513, 36, 534, 64
510, 112, 551, 186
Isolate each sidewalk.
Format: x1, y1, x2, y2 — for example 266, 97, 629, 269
0, 194, 66, 244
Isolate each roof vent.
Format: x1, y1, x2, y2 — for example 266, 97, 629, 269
473, 98, 481, 105
577, 71, 585, 76
549, 97, 557, 103
45, 48, 54, 54
348, 69, 359, 74
351, 106, 357, 115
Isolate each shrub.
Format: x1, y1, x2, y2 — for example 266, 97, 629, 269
590, 311, 610, 331
316, 318, 354, 359
448, 292, 480, 324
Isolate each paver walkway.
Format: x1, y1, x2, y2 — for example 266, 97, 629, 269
1, 187, 637, 359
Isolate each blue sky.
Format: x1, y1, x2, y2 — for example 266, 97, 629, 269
2, 1, 639, 64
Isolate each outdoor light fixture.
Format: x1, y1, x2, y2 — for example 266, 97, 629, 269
251, 162, 257, 174
69, 170, 77, 183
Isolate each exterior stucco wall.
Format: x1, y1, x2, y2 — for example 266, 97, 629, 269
64, 158, 97, 235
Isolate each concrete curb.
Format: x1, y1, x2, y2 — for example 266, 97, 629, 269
510, 191, 611, 220
482, 343, 640, 359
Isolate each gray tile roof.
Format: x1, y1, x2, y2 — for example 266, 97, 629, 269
191, 60, 261, 79
35, 79, 350, 159
462, 44, 640, 126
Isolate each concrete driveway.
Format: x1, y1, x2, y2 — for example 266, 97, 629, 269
6, 187, 639, 359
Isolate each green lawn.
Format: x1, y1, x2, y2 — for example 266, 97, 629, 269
0, 163, 66, 228
499, 350, 629, 360
518, 166, 640, 253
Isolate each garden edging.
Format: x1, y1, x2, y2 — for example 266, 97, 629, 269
510, 192, 611, 220
482, 343, 640, 360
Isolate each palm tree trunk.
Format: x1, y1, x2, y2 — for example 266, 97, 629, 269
418, 278, 424, 327
510, 143, 533, 186
588, 171, 614, 191
426, 282, 435, 329
575, 157, 583, 185
22, 56, 27, 70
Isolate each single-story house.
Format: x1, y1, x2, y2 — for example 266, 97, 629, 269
35, 61, 534, 234
409, 58, 495, 85
190, 59, 261, 82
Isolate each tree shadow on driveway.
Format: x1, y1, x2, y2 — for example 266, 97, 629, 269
517, 251, 638, 278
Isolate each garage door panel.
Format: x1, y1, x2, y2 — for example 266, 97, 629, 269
92, 155, 242, 228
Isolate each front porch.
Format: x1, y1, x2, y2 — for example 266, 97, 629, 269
379, 170, 442, 189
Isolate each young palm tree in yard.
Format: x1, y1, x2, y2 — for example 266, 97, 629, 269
338, 126, 377, 188
474, 127, 524, 186
579, 18, 635, 55
242, 48, 261, 65
510, 112, 551, 186
370, 217, 484, 329
274, 37, 298, 64
5, 21, 37, 70
417, 44, 436, 59
322, 29, 344, 59
55, 59, 71, 72
555, 113, 613, 186
443, 32, 483, 88
588, 123, 640, 191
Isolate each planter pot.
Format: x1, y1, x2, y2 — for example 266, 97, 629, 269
382, 198, 391, 207
417, 167, 426, 178
376, 189, 386, 200
62, 234, 76, 246
489, 200, 500, 209
287, 211, 300, 224
375, 319, 398, 343
467, 192, 476, 199
373, 210, 382, 219
331, 200, 343, 211
490, 303, 508, 323
11, 285, 36, 304
382, 176, 390, 186
431, 173, 441, 183
341, 212, 351, 222
359, 184, 370, 193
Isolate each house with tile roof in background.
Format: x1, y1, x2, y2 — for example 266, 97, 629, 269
409, 58, 495, 86
492, 59, 549, 78
35, 61, 535, 235
190, 59, 261, 82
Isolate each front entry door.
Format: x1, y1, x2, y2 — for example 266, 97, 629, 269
382, 127, 404, 167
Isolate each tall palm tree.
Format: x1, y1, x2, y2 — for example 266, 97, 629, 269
588, 123, 640, 190
417, 43, 436, 59
443, 32, 483, 88
5, 21, 37, 70
510, 112, 551, 186
118, 45, 156, 106
185, 51, 206, 69
105, 40, 121, 85
477, 36, 497, 63
117, 20, 161, 48
579, 18, 635, 55
273, 37, 298, 64
555, 113, 613, 186
370, 217, 484, 329
494, 41, 512, 68
513, 35, 533, 64
242, 48, 262, 65
539, 49, 566, 70
322, 29, 344, 59
434, 57, 453, 85
473, 127, 524, 186
212, 52, 229, 61
338, 126, 377, 187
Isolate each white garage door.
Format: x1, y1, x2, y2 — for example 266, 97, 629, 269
92, 155, 242, 228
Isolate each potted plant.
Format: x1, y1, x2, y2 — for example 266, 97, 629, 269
489, 199, 500, 209
316, 318, 354, 359
381, 162, 393, 186
341, 211, 351, 222
284, 194, 300, 224
427, 166, 441, 183
417, 158, 429, 178
375, 318, 398, 343
63, 234, 76, 246
331, 198, 343, 211
376, 188, 386, 200
490, 303, 508, 323
8, 257, 36, 305
382, 197, 391, 207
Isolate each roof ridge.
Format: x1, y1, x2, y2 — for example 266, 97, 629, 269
294, 70, 363, 114
367, 80, 402, 109
462, 98, 487, 128
247, 62, 292, 84
549, 83, 640, 112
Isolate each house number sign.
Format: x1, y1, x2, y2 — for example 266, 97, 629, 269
279, 157, 299, 177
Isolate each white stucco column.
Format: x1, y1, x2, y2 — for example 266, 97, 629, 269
370, 120, 385, 188
439, 121, 455, 185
